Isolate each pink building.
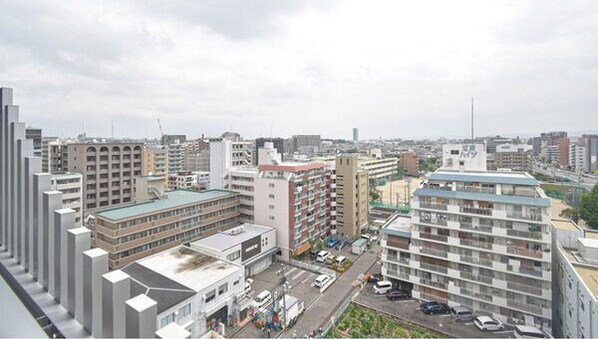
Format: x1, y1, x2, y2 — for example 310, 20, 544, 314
254, 162, 331, 260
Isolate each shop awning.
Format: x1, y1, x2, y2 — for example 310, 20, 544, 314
294, 241, 311, 255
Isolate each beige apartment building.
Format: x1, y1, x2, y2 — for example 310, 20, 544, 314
92, 189, 240, 268
335, 155, 369, 238
143, 145, 169, 177
67, 142, 144, 212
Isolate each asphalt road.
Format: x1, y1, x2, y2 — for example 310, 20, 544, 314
288, 244, 381, 338
232, 263, 322, 338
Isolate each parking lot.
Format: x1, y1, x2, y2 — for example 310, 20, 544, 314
232, 262, 323, 338
355, 284, 514, 338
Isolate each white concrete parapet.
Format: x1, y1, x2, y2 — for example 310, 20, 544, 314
33, 173, 51, 281
83, 248, 109, 336
43, 190, 62, 292
102, 270, 131, 338
126, 294, 158, 339
55, 208, 75, 305
67, 227, 91, 322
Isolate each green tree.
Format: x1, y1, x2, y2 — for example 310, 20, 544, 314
579, 185, 598, 229
369, 190, 381, 202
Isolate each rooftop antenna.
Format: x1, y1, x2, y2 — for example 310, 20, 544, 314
111, 120, 114, 138
471, 97, 474, 142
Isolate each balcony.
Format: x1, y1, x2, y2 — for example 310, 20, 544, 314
420, 247, 448, 258
419, 218, 448, 226
385, 269, 410, 281
459, 206, 492, 216
422, 184, 453, 191
506, 300, 544, 316
506, 281, 543, 297
460, 255, 493, 267
507, 247, 543, 259
460, 271, 493, 285
419, 232, 448, 243
506, 211, 542, 222
420, 278, 448, 290
460, 238, 492, 250
506, 229, 543, 240
419, 202, 448, 211
420, 262, 448, 274
459, 287, 493, 302
460, 223, 492, 233
508, 265, 543, 278
456, 186, 496, 194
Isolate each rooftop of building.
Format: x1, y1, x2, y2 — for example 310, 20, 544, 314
382, 214, 412, 238
191, 224, 274, 252
429, 169, 539, 186
122, 246, 242, 312
573, 264, 598, 298
95, 189, 236, 221
258, 161, 325, 172
552, 218, 581, 231
586, 231, 598, 240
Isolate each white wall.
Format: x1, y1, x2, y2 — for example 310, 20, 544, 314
254, 177, 291, 259
209, 140, 231, 189
441, 144, 487, 171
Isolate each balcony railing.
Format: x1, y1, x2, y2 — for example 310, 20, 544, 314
456, 186, 496, 194
420, 218, 448, 226
506, 229, 543, 240
506, 211, 542, 221
460, 206, 492, 216
461, 255, 493, 267
419, 232, 448, 243
420, 247, 448, 258
507, 299, 544, 315
507, 247, 543, 259
508, 265, 543, 278
460, 271, 493, 285
386, 269, 410, 281
420, 278, 448, 290
460, 223, 492, 233
419, 202, 448, 211
460, 238, 493, 250
459, 287, 493, 302
507, 281, 543, 296
420, 262, 448, 274
422, 184, 453, 191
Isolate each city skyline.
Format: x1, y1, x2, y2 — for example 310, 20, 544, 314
1, 1, 597, 140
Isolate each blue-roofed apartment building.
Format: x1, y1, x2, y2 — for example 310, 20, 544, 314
381, 144, 553, 333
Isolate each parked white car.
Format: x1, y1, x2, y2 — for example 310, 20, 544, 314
474, 316, 504, 331
373, 280, 393, 295
314, 274, 331, 287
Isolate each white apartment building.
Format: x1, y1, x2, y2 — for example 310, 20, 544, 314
569, 142, 587, 173
209, 138, 252, 189
50, 172, 83, 227
224, 167, 257, 224
552, 219, 598, 338
383, 144, 553, 331
167, 143, 184, 174
191, 224, 277, 277
359, 156, 397, 181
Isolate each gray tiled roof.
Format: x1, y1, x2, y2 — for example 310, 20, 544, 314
123, 263, 196, 313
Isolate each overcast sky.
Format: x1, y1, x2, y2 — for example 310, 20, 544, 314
1, 1, 597, 140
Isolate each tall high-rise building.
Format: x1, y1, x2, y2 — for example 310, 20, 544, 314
398, 152, 418, 176
382, 144, 553, 331
353, 128, 359, 142
254, 162, 331, 260
67, 141, 144, 212
161, 134, 186, 146
569, 141, 586, 173
335, 155, 368, 238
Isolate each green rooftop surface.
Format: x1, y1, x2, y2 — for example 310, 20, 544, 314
96, 189, 235, 221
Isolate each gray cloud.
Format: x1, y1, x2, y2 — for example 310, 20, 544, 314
0, 0, 597, 140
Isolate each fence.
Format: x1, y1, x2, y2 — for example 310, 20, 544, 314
322, 291, 356, 336
288, 259, 336, 279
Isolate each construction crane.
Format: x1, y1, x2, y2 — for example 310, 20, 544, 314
157, 118, 164, 138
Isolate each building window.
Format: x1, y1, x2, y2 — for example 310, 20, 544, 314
160, 313, 176, 328
226, 250, 241, 261
269, 183, 275, 188
218, 283, 228, 295
205, 289, 216, 303
269, 205, 275, 210
269, 194, 275, 199
178, 304, 191, 320
233, 279, 240, 286
269, 215, 275, 221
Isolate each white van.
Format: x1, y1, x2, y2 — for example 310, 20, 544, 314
254, 290, 273, 310
316, 250, 330, 263
336, 256, 347, 266
373, 280, 393, 295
